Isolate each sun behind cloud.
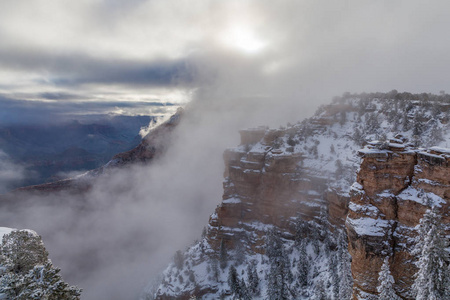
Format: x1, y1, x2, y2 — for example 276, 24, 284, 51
220, 24, 266, 54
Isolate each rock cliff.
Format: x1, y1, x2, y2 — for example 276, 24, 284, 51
347, 142, 449, 299
149, 93, 450, 300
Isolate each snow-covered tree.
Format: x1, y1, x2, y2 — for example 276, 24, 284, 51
227, 265, 239, 295
427, 118, 444, 146
209, 257, 219, 282
313, 279, 327, 300
219, 239, 228, 270
297, 239, 309, 289
173, 250, 185, 270
337, 231, 353, 300
412, 111, 424, 136
16, 262, 82, 300
246, 262, 259, 296
0, 230, 81, 299
1, 230, 48, 274
377, 257, 399, 300
412, 207, 450, 300
265, 230, 291, 300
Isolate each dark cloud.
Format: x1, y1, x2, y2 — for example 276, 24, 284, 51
0, 96, 177, 125
38, 92, 89, 101
0, 49, 196, 88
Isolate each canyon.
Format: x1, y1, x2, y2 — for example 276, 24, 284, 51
150, 93, 449, 299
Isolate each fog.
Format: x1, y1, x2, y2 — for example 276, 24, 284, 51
2, 0, 450, 299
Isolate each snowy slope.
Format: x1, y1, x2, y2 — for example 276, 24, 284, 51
146, 93, 450, 300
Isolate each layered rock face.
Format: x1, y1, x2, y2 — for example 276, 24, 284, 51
208, 127, 346, 254
347, 142, 450, 299
147, 93, 450, 299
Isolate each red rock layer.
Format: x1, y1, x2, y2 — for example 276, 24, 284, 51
347, 143, 450, 299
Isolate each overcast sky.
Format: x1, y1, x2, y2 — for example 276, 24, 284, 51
2, 0, 450, 113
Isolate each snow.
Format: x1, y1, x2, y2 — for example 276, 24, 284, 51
430, 146, 450, 155
388, 142, 404, 148
0, 227, 14, 239
418, 151, 445, 160
222, 197, 241, 204
350, 182, 363, 192
348, 202, 379, 217
397, 187, 445, 207
148, 96, 450, 299
346, 216, 392, 237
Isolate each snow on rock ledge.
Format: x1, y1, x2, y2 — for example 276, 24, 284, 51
347, 141, 450, 299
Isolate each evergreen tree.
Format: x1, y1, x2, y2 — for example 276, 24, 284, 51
329, 255, 339, 300
246, 263, 259, 296
265, 230, 291, 300
297, 239, 309, 289
1, 230, 48, 274
227, 265, 239, 295
402, 114, 410, 131
365, 113, 380, 134
239, 278, 251, 300
219, 239, 228, 270
339, 111, 347, 126
412, 207, 450, 300
352, 126, 364, 146
337, 231, 353, 300
427, 119, 444, 146
234, 241, 246, 265
173, 250, 185, 270
377, 257, 399, 300
17, 263, 82, 300
210, 257, 219, 282
313, 279, 327, 300
412, 111, 424, 136
0, 230, 81, 299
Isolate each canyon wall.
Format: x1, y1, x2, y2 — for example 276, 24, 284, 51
347, 142, 450, 299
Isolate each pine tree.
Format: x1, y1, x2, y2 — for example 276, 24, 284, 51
427, 119, 444, 147
239, 278, 251, 300
1, 230, 48, 274
352, 126, 364, 146
377, 257, 399, 300
402, 114, 410, 131
313, 279, 327, 300
0, 230, 81, 299
297, 240, 309, 289
227, 265, 240, 298
412, 207, 450, 300
265, 230, 290, 300
219, 239, 228, 270
173, 250, 185, 270
337, 231, 353, 300
17, 263, 82, 300
234, 241, 246, 265
210, 257, 219, 282
246, 263, 259, 296
329, 254, 339, 300
412, 111, 424, 136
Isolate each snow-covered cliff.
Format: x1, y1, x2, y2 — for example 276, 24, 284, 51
148, 92, 450, 299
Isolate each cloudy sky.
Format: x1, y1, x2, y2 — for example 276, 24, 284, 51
2, 0, 450, 117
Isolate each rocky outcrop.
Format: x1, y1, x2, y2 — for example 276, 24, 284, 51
346, 142, 450, 299
207, 126, 349, 254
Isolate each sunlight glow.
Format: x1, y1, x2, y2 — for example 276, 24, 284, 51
221, 25, 266, 54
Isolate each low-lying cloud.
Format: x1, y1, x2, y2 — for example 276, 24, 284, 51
0, 150, 29, 193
